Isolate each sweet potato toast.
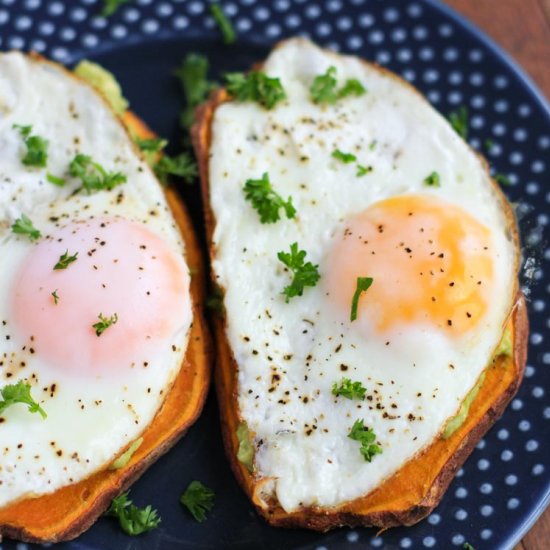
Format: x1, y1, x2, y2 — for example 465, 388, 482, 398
191, 39, 528, 531
0, 63, 212, 543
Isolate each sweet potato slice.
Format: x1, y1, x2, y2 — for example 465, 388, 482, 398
0, 111, 212, 543
191, 46, 528, 531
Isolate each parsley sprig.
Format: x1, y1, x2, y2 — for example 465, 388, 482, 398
0, 380, 47, 419
332, 150, 357, 164
448, 106, 468, 139
210, 3, 236, 44
310, 66, 366, 104
106, 492, 160, 535
13, 124, 49, 167
350, 276, 373, 321
154, 152, 198, 185
101, 0, 131, 17
93, 313, 118, 337
180, 481, 215, 522
11, 214, 41, 241
348, 419, 382, 462
54, 250, 78, 270
175, 54, 217, 128
277, 242, 320, 302
243, 172, 296, 224
69, 154, 126, 194
225, 71, 286, 110
332, 378, 367, 400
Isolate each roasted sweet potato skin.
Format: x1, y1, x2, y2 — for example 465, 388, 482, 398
191, 41, 528, 531
0, 86, 211, 543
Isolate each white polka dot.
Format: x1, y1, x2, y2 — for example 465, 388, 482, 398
454, 508, 468, 520
48, 1, 64, 16
0, 9, 8, 25
507, 497, 520, 510
469, 49, 483, 62
70, 7, 87, 21
532, 464, 544, 475
368, 30, 384, 44
25, 0, 40, 8
470, 95, 485, 108
51, 46, 68, 61
448, 91, 462, 104
518, 419, 531, 432
347, 531, 359, 542
413, 25, 428, 40
15, 15, 32, 30
124, 8, 140, 22
82, 33, 99, 48
428, 513, 440, 525
513, 128, 528, 141
371, 537, 383, 548
391, 28, 407, 42
407, 3, 422, 17
316, 22, 331, 36
448, 71, 463, 85
452, 534, 465, 545
479, 482, 493, 494
470, 115, 484, 129
510, 151, 523, 165
423, 69, 439, 83
111, 24, 128, 39
384, 7, 399, 22
8, 36, 24, 49
492, 123, 506, 136
443, 47, 459, 61
526, 439, 539, 452
156, 2, 173, 17
326, 0, 343, 13
470, 72, 484, 86
266, 23, 281, 38
525, 365, 535, 377
480, 504, 493, 516
532, 160, 545, 173
501, 449, 514, 461
456, 468, 465, 478
400, 538, 412, 549
423, 536, 436, 548
285, 14, 300, 29
419, 46, 434, 60
142, 18, 159, 33
498, 427, 509, 439
543, 407, 550, 419
254, 6, 270, 21
506, 474, 518, 485
39, 21, 55, 35
336, 17, 352, 31
347, 35, 362, 50
539, 135, 550, 148
358, 13, 374, 27
30, 38, 46, 51
439, 23, 453, 37
187, 1, 204, 15
481, 529, 493, 540
518, 104, 531, 117
403, 69, 416, 82
91, 16, 108, 29
455, 486, 468, 498
273, 0, 290, 11
305, 5, 321, 18
173, 15, 189, 29
512, 398, 523, 410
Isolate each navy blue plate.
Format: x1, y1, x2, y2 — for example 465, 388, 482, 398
1, 1, 549, 549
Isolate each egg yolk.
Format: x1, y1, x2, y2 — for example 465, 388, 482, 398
326, 194, 494, 336
11, 218, 190, 375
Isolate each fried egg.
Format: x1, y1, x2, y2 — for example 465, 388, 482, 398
0, 53, 192, 507
208, 39, 519, 511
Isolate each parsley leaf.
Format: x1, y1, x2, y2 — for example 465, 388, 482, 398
424, 171, 441, 187
180, 481, 215, 522
93, 313, 118, 337
225, 71, 286, 110
11, 214, 41, 241
106, 492, 160, 535
337, 78, 366, 99
47, 173, 65, 186
243, 172, 296, 223
356, 165, 373, 177
494, 172, 511, 186
350, 276, 373, 321
13, 124, 49, 167
332, 150, 357, 164
484, 139, 494, 152
448, 106, 468, 139
101, 0, 131, 17
332, 378, 367, 400
52, 290, 60, 304
277, 242, 320, 302
175, 54, 217, 129
154, 152, 198, 185
310, 66, 366, 104
0, 380, 47, 419
53, 250, 78, 270
210, 3, 236, 44
69, 154, 126, 194
348, 419, 382, 462
463, 543, 476, 550
135, 137, 168, 153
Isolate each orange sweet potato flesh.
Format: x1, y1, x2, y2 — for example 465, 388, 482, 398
192, 58, 528, 531
0, 112, 212, 543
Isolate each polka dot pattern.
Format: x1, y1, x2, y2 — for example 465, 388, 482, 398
1, 1, 549, 550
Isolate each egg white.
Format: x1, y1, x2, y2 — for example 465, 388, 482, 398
208, 39, 518, 511
0, 53, 192, 507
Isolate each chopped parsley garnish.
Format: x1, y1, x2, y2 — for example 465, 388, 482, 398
484, 139, 494, 152
180, 481, 215, 522
135, 137, 168, 153
13, 124, 49, 167
332, 150, 357, 164
53, 250, 78, 270
93, 313, 118, 337
424, 171, 441, 187
350, 276, 373, 321
11, 214, 41, 241
310, 66, 366, 104
356, 165, 373, 177
175, 54, 217, 128
106, 492, 160, 535
369, 139, 377, 150
348, 419, 382, 462
332, 378, 367, 400
277, 242, 320, 302
0, 380, 47, 419
47, 173, 65, 186
243, 172, 296, 223
51, 290, 60, 304
69, 154, 126, 194
463, 544, 476, 550
448, 106, 468, 139
494, 172, 511, 186
154, 152, 198, 185
225, 71, 286, 110
210, 3, 236, 44
101, 0, 131, 17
